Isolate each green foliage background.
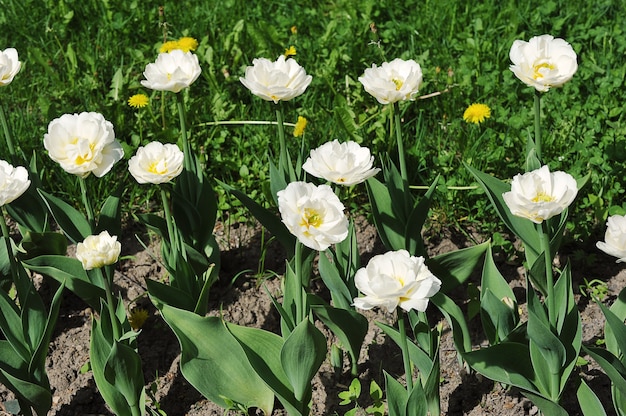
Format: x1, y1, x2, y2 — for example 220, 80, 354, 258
0, 0, 625, 240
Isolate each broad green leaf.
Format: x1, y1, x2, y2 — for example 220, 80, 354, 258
6, 185, 48, 234
227, 322, 303, 415
577, 379, 607, 416
427, 240, 489, 293
463, 343, 538, 393
406, 379, 428, 416
384, 371, 407, 416
37, 189, 91, 244
17, 231, 67, 261
431, 292, 471, 354
96, 187, 123, 237
376, 322, 433, 378
23, 255, 105, 310
604, 286, 626, 361
280, 319, 327, 401
366, 176, 406, 251
104, 341, 145, 412
0, 288, 30, 363
145, 279, 197, 316
583, 346, 626, 398
404, 174, 438, 257
481, 289, 518, 345
0, 361, 52, 416
155, 303, 275, 414
317, 250, 353, 308
521, 390, 569, 416
30, 282, 65, 376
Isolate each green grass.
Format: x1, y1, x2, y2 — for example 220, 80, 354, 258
1, 0, 625, 239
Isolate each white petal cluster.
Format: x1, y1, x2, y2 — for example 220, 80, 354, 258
44, 112, 124, 178
509, 34, 577, 92
0, 48, 21, 87
597, 215, 626, 263
141, 50, 202, 93
353, 250, 441, 312
502, 165, 578, 224
128, 142, 184, 184
303, 140, 380, 186
358, 58, 423, 104
0, 160, 30, 206
277, 181, 348, 251
76, 231, 121, 270
240, 56, 312, 103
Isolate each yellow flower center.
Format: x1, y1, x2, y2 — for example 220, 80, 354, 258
73, 139, 96, 165
167, 73, 172, 80
148, 160, 167, 175
533, 62, 555, 79
392, 78, 403, 91
532, 192, 555, 203
300, 208, 322, 230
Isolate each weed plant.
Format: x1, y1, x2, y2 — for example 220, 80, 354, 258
0, 0, 625, 239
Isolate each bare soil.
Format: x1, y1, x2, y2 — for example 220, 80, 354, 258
0, 216, 623, 416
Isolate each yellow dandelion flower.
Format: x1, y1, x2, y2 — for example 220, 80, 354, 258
128, 93, 149, 109
293, 116, 308, 137
177, 37, 199, 52
159, 40, 179, 53
290, 26, 298, 35
463, 103, 491, 124
128, 308, 149, 330
284, 45, 297, 58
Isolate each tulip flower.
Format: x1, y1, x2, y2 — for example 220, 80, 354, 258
141, 49, 202, 93
597, 214, 626, 263
76, 231, 121, 270
128, 141, 184, 184
302, 140, 380, 186
509, 34, 577, 92
0, 160, 30, 206
44, 112, 124, 178
0, 48, 21, 87
502, 165, 578, 224
277, 181, 348, 251
353, 249, 441, 312
358, 58, 423, 104
240, 55, 312, 103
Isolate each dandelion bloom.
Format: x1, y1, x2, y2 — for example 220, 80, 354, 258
0, 160, 30, 206
76, 231, 121, 270
284, 46, 297, 58
128, 141, 184, 184
502, 165, 578, 224
128, 94, 149, 109
176, 37, 199, 52
358, 58, 423, 104
240, 55, 312, 104
277, 181, 348, 251
353, 250, 441, 312
597, 215, 626, 263
463, 103, 491, 124
128, 308, 149, 330
141, 50, 202, 93
509, 34, 577, 92
293, 116, 308, 137
44, 112, 124, 178
159, 40, 179, 53
0, 48, 21, 87
303, 140, 380, 186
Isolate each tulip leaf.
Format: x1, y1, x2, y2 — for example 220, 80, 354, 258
604, 286, 626, 361
577, 378, 607, 416
30, 281, 65, 378
280, 319, 327, 402
154, 302, 275, 414
583, 346, 626, 398
431, 292, 471, 354
481, 288, 519, 345
0, 287, 30, 363
17, 231, 67, 261
384, 371, 408, 416
405, 174, 438, 257
37, 189, 92, 244
521, 390, 569, 416
96, 186, 123, 237
426, 240, 489, 293
103, 341, 145, 411
365, 176, 406, 251
317, 250, 353, 308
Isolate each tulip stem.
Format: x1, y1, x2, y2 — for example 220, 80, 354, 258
0, 104, 16, 164
160, 187, 176, 258
534, 90, 542, 162
101, 265, 122, 341
0, 208, 18, 282
539, 222, 556, 325
397, 310, 414, 394
294, 240, 305, 324
275, 105, 291, 181
79, 177, 95, 231
176, 93, 193, 172
392, 102, 409, 185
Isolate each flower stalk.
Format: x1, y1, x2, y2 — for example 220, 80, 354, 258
79, 177, 95, 230
534, 90, 542, 162
539, 222, 556, 325
397, 311, 414, 393
392, 102, 408, 185
0, 104, 16, 164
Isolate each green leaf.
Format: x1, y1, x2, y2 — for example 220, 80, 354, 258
431, 292, 471, 354
23, 255, 105, 310
404, 175, 438, 256
377, 322, 433, 377
145, 279, 198, 316
365, 176, 405, 251
37, 189, 92, 244
384, 371, 407, 416
317, 251, 353, 309
154, 302, 275, 414
521, 390, 569, 416
583, 346, 626, 399
602, 286, 626, 362
108, 67, 124, 101
280, 319, 327, 401
406, 379, 428, 416
103, 341, 145, 412
96, 186, 123, 237
481, 289, 518, 345
30, 282, 65, 377
577, 378, 607, 416
0, 288, 30, 363
0, 347, 52, 416
17, 231, 67, 261
427, 240, 489, 293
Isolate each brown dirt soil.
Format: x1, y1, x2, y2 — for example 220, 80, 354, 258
0, 217, 623, 416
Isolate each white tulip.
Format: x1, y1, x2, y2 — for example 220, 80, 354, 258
128, 141, 184, 184
240, 56, 312, 103
502, 165, 578, 224
353, 250, 441, 312
0, 160, 30, 206
76, 231, 121, 270
277, 181, 348, 251
509, 34, 577, 92
141, 50, 202, 93
597, 215, 626, 263
0, 48, 21, 87
302, 140, 380, 186
358, 58, 423, 105
44, 112, 124, 178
